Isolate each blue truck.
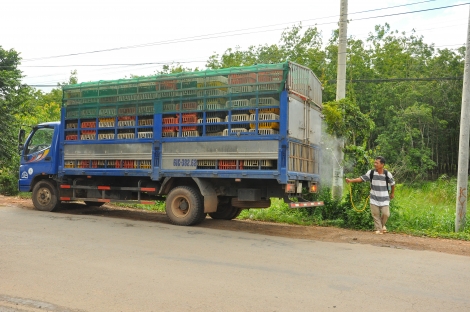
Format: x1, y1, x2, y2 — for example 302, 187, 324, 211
18, 62, 323, 225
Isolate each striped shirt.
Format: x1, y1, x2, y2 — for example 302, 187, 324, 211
361, 170, 395, 206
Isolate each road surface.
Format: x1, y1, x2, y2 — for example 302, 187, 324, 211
1, 203, 469, 312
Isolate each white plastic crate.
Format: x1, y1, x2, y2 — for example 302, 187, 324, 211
222, 128, 248, 136
118, 107, 136, 115
249, 113, 279, 121
197, 103, 225, 111
197, 89, 227, 97
225, 114, 250, 122
249, 128, 279, 135
196, 76, 228, 85
181, 131, 199, 137
66, 122, 78, 129
161, 132, 178, 137
243, 160, 275, 168
98, 133, 115, 140
197, 160, 216, 167
207, 117, 222, 123
250, 97, 280, 106
99, 121, 115, 128
117, 133, 135, 139
257, 84, 281, 91
138, 132, 153, 139
118, 120, 136, 127
80, 134, 96, 140
163, 103, 176, 111
99, 108, 117, 116
182, 90, 197, 97
138, 119, 153, 126
230, 86, 254, 93
226, 99, 249, 108
138, 105, 154, 114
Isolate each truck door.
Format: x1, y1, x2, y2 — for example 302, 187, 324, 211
19, 126, 57, 191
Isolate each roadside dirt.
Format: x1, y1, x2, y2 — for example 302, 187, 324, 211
2, 195, 469, 257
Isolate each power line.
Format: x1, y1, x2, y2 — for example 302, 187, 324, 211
22, 0, 440, 62
329, 77, 463, 83
18, 60, 206, 68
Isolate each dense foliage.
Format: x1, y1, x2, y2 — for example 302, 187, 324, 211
206, 23, 465, 181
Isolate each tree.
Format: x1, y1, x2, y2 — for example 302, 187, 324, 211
0, 46, 23, 166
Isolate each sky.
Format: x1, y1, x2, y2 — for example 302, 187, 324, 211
1, 0, 468, 93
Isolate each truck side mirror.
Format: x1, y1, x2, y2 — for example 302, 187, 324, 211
18, 129, 25, 154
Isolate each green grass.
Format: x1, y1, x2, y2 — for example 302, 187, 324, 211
240, 178, 470, 240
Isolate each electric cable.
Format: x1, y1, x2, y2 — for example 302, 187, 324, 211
22, 0, 444, 62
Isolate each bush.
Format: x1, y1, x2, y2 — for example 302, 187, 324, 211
0, 170, 18, 196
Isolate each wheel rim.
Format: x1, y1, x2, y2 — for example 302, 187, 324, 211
36, 187, 52, 206
170, 195, 192, 218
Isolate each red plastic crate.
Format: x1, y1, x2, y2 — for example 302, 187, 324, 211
81, 130, 96, 135
65, 135, 78, 141
162, 117, 178, 124
182, 113, 197, 124
229, 73, 256, 85
162, 126, 178, 132
182, 126, 198, 131
81, 121, 96, 128
158, 80, 177, 90
78, 160, 90, 168
123, 160, 135, 168
118, 116, 136, 121
92, 160, 98, 168
258, 70, 283, 82
218, 160, 244, 170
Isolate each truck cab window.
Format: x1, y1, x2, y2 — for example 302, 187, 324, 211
26, 128, 54, 154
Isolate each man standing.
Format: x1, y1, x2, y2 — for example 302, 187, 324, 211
345, 156, 395, 234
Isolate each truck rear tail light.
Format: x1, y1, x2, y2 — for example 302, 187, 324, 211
309, 183, 318, 193
285, 183, 295, 193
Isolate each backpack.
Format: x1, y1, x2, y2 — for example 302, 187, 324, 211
370, 169, 391, 192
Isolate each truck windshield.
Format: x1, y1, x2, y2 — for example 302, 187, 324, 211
26, 127, 54, 155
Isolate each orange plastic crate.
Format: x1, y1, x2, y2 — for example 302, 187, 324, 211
65, 135, 78, 141
81, 130, 96, 135
162, 117, 178, 124
258, 70, 283, 82
81, 121, 96, 128
182, 113, 197, 124
158, 80, 177, 90
218, 160, 244, 170
229, 73, 256, 85
162, 126, 178, 132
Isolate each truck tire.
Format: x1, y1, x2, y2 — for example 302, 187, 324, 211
165, 186, 206, 226
209, 204, 242, 220
84, 201, 105, 207
32, 180, 60, 212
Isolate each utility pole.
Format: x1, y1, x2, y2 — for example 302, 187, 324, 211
455, 5, 470, 232
332, 0, 348, 199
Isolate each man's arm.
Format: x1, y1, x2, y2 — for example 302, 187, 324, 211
390, 184, 395, 199
345, 177, 363, 183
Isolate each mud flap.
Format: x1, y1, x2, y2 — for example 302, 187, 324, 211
192, 178, 218, 213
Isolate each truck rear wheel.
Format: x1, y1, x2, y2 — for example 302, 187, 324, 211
32, 180, 60, 212
209, 204, 242, 220
165, 186, 206, 226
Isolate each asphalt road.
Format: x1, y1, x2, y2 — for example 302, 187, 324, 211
1, 205, 469, 312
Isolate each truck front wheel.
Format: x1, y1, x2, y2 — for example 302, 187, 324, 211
165, 186, 206, 226
32, 180, 60, 212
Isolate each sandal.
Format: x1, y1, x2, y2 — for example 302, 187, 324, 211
374, 230, 383, 235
